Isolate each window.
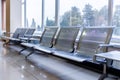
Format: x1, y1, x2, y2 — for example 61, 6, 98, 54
21, 0, 24, 27
113, 0, 120, 28
2, 0, 6, 31
111, 0, 120, 43
21, 0, 120, 42
45, 0, 55, 26
26, 0, 42, 30
60, 0, 108, 27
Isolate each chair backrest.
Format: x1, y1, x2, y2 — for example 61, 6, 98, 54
12, 28, 22, 38
18, 28, 28, 38
77, 26, 114, 58
40, 27, 59, 47
53, 27, 80, 52
24, 28, 35, 38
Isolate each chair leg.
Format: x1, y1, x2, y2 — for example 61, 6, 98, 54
18, 48, 27, 54
3, 41, 10, 47
25, 50, 34, 60
99, 74, 107, 80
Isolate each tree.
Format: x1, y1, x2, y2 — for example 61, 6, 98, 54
31, 18, 36, 28
113, 5, 120, 35
93, 9, 99, 26
99, 6, 108, 21
83, 4, 95, 26
98, 6, 108, 25
113, 5, 120, 27
60, 11, 70, 26
46, 17, 55, 26
70, 7, 82, 26
37, 25, 41, 31
60, 6, 82, 26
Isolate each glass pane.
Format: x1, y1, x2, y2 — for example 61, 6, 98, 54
22, 2, 24, 27
112, 0, 120, 70
78, 27, 112, 57
45, 0, 55, 26
60, 0, 108, 27
111, 0, 120, 43
26, 0, 42, 30
22, 0, 24, 3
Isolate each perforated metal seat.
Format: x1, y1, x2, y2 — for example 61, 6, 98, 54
4, 28, 23, 39
52, 27, 80, 56
19, 28, 35, 42
34, 45, 53, 53
21, 27, 59, 54
53, 27, 114, 62
54, 50, 87, 62
33, 27, 59, 54
9, 28, 27, 42
3, 28, 28, 45
5, 28, 27, 40
75, 27, 114, 62
21, 43, 36, 48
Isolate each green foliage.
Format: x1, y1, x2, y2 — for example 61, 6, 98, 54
71, 7, 82, 26
113, 5, 120, 35
94, 6, 108, 26
46, 18, 55, 26
113, 5, 120, 27
46, 4, 110, 27
60, 11, 70, 26
83, 4, 95, 26
60, 6, 82, 27
99, 6, 108, 21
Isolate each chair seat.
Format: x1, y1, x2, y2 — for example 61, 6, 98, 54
9, 37, 20, 41
3, 36, 17, 40
29, 38, 39, 41
21, 43, 35, 48
53, 51, 90, 62
1, 36, 8, 39
3, 36, 20, 41
20, 37, 29, 40
34, 45, 53, 54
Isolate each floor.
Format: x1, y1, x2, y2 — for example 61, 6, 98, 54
0, 41, 116, 80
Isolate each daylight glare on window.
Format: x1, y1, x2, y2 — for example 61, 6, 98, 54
22, 0, 120, 42
26, 0, 42, 30
45, 0, 55, 26
60, 0, 108, 27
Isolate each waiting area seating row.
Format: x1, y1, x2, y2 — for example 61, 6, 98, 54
18, 26, 114, 63
3, 26, 120, 80
2, 28, 35, 45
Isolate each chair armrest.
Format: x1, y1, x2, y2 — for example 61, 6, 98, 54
99, 44, 120, 48
96, 44, 114, 53
29, 38, 40, 41
93, 55, 106, 64
96, 44, 120, 55
99, 44, 114, 48
2, 32, 16, 37
5, 32, 14, 34
24, 35, 32, 37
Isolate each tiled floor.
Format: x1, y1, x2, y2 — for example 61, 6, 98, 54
0, 41, 116, 80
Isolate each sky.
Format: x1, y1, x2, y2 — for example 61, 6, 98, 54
25, 0, 120, 27
59, 0, 108, 15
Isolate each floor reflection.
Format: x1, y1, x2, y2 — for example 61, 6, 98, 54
0, 42, 60, 80
0, 41, 102, 80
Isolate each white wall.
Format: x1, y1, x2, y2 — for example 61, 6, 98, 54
0, 0, 2, 36
10, 0, 22, 32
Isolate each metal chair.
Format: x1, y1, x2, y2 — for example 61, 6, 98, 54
3, 28, 27, 46
52, 26, 81, 58
53, 26, 114, 62
20, 27, 59, 58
